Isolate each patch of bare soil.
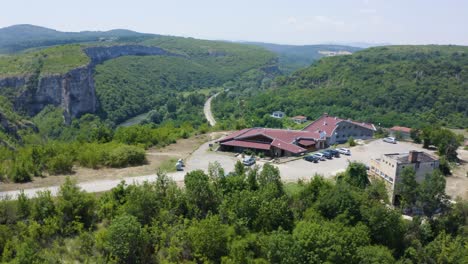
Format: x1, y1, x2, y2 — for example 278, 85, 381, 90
0, 134, 211, 192
446, 148, 468, 200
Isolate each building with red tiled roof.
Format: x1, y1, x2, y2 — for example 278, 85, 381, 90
217, 127, 326, 157
291, 115, 308, 124
302, 113, 376, 145
389, 126, 412, 139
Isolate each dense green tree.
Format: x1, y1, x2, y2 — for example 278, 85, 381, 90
258, 163, 283, 193
396, 167, 418, 208
105, 214, 149, 264
56, 177, 96, 234
121, 182, 160, 225
360, 201, 405, 251
187, 215, 229, 263
16, 191, 30, 221
339, 162, 370, 189
316, 182, 363, 224
356, 245, 396, 264
293, 220, 370, 263
31, 190, 56, 223
234, 160, 245, 176
260, 230, 300, 264
184, 170, 218, 217
418, 170, 449, 217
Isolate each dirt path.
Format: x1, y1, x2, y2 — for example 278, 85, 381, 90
445, 148, 468, 200
204, 92, 219, 126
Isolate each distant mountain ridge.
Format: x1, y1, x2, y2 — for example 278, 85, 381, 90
0, 24, 153, 53
243, 42, 362, 73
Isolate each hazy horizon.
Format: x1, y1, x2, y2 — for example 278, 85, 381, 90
1, 0, 467, 46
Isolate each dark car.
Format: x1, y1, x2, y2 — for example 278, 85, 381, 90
326, 149, 340, 158
321, 151, 333, 159
303, 155, 319, 163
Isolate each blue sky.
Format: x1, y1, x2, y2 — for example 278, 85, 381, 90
1, 0, 467, 45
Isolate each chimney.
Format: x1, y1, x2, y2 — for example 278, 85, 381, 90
408, 151, 419, 163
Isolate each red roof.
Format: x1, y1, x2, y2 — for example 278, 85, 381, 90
390, 126, 411, 133
217, 127, 323, 154
291, 115, 307, 120
303, 114, 376, 136
271, 138, 307, 153
297, 139, 316, 147
221, 140, 271, 150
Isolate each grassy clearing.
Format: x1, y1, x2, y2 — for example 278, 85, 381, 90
284, 182, 305, 196
0, 44, 89, 77
158, 157, 178, 173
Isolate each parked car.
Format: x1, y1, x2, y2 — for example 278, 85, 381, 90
312, 153, 326, 161
337, 148, 351, 155
176, 161, 184, 171
325, 149, 340, 158
321, 151, 333, 159
383, 137, 397, 144
243, 156, 256, 166
304, 155, 320, 163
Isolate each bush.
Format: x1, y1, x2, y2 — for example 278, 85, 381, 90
106, 145, 146, 168
10, 163, 32, 183
348, 136, 357, 147
77, 143, 106, 169
46, 154, 73, 175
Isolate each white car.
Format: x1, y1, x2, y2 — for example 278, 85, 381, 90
337, 148, 351, 155
312, 153, 326, 161
383, 137, 397, 144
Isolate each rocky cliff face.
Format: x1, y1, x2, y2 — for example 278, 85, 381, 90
0, 45, 179, 122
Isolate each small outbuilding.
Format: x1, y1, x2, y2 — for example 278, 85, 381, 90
291, 115, 308, 124
271, 111, 285, 119
389, 126, 412, 139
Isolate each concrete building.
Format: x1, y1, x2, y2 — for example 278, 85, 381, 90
303, 113, 376, 145
369, 151, 439, 204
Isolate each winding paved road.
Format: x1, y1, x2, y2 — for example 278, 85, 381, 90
204, 92, 219, 126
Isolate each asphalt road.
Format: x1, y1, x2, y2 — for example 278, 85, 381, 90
204, 92, 219, 126
0, 139, 435, 200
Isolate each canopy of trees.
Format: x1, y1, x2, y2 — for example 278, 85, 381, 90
214, 45, 468, 129
0, 162, 466, 263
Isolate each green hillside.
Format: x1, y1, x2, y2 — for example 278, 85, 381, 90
95, 38, 276, 124
214, 45, 468, 128
0, 44, 89, 77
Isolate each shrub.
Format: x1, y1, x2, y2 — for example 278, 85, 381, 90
77, 143, 106, 169
348, 136, 357, 147
106, 145, 146, 168
46, 154, 73, 175
10, 162, 32, 183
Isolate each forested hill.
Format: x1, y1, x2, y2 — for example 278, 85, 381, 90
215, 45, 468, 128
245, 42, 361, 73
0, 24, 152, 54
0, 30, 278, 144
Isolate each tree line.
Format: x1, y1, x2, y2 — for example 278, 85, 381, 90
0, 162, 466, 263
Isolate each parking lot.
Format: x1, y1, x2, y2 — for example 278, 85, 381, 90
275, 140, 435, 181
186, 138, 436, 183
